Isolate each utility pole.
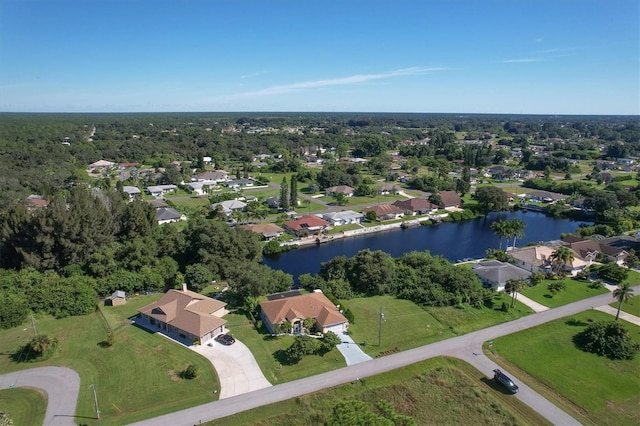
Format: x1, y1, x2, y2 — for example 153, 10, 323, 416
30, 315, 37, 337
378, 307, 384, 346
90, 384, 100, 419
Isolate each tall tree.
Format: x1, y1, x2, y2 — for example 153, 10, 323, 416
490, 220, 509, 251
613, 283, 635, 321
473, 186, 509, 213
505, 278, 525, 308
507, 218, 526, 249
279, 177, 289, 210
290, 174, 298, 208
550, 246, 575, 274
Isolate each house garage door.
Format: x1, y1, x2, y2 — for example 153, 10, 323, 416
325, 323, 345, 335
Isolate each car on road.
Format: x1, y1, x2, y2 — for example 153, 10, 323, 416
214, 334, 235, 346
493, 369, 519, 393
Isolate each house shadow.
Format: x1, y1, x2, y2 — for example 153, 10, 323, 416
479, 377, 513, 395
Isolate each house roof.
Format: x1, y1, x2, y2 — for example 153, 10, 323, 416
240, 223, 285, 234
111, 290, 126, 299
195, 171, 227, 181
89, 160, 115, 168
472, 261, 532, 286
325, 185, 354, 194
362, 203, 404, 217
138, 289, 227, 338
147, 199, 168, 208
392, 198, 438, 212
283, 215, 330, 231
439, 191, 462, 208
122, 186, 141, 195
156, 207, 183, 221
510, 245, 587, 269
260, 291, 348, 328
322, 210, 364, 221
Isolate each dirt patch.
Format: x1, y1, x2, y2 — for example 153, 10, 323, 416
167, 369, 180, 381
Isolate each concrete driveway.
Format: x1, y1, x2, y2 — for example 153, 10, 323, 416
336, 332, 372, 365
191, 337, 271, 399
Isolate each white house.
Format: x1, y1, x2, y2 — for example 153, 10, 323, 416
322, 210, 364, 226
188, 180, 217, 195
146, 185, 178, 197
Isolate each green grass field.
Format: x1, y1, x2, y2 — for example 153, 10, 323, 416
223, 312, 345, 385
345, 294, 532, 357
610, 294, 640, 317
0, 388, 47, 426
521, 278, 609, 308
207, 357, 550, 426
0, 294, 220, 425
488, 310, 640, 425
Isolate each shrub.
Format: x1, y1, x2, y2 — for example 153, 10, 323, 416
576, 321, 640, 360
181, 364, 199, 379
344, 308, 355, 324
501, 302, 510, 312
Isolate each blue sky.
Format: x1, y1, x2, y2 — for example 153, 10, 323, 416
1, 0, 638, 114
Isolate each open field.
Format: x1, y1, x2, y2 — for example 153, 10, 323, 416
0, 388, 47, 426
0, 294, 219, 425
345, 293, 532, 357
208, 357, 550, 426
521, 278, 610, 308
223, 312, 345, 384
488, 310, 640, 425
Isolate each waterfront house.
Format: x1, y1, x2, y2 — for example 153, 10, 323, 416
240, 223, 285, 241
509, 245, 586, 274
362, 204, 404, 221
321, 210, 364, 226
283, 215, 330, 237
392, 198, 438, 216
439, 191, 463, 210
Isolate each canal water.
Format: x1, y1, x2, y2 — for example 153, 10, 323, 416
262, 211, 590, 281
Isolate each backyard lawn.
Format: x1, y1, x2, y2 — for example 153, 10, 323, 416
208, 356, 550, 426
0, 294, 220, 425
521, 278, 609, 308
488, 310, 640, 425
0, 388, 46, 426
345, 293, 532, 357
223, 312, 345, 385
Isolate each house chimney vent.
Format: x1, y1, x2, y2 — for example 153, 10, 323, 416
182, 283, 188, 292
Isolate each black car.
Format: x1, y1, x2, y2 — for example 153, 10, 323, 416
493, 369, 519, 394
214, 334, 235, 346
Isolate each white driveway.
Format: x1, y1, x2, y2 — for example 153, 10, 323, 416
336, 332, 372, 365
191, 338, 271, 399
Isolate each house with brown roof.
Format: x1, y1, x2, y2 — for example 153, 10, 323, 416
392, 198, 438, 216
362, 204, 404, 221
283, 215, 331, 237
509, 245, 587, 274
137, 284, 227, 345
562, 235, 630, 265
325, 185, 355, 197
260, 291, 349, 335
240, 223, 285, 240
438, 191, 463, 210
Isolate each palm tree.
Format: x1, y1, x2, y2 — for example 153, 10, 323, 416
504, 278, 525, 308
550, 246, 575, 274
613, 283, 635, 321
507, 218, 526, 249
491, 220, 509, 251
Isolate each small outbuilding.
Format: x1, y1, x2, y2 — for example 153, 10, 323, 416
107, 290, 127, 306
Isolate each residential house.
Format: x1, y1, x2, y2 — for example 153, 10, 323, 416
509, 245, 586, 274
122, 186, 141, 200
138, 284, 228, 344
146, 184, 178, 197
26, 195, 49, 210
472, 260, 532, 291
156, 207, 187, 225
439, 191, 463, 210
362, 204, 405, 221
321, 210, 364, 226
325, 185, 355, 197
146, 198, 168, 209
392, 198, 438, 216
193, 171, 228, 183
388, 171, 412, 183
562, 235, 631, 265
224, 179, 255, 189
377, 184, 399, 195
107, 290, 127, 307
88, 160, 115, 171
526, 190, 567, 203
240, 223, 285, 241
188, 181, 217, 195
260, 290, 349, 335
212, 200, 247, 215
265, 196, 281, 209
203, 156, 213, 165
283, 215, 331, 237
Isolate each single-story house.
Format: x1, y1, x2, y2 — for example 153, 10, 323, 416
188, 180, 218, 195
377, 184, 399, 195
321, 210, 364, 226
325, 185, 355, 197
362, 204, 405, 221
265, 196, 281, 209
224, 179, 255, 189
107, 290, 127, 306
260, 290, 349, 335
439, 191, 463, 210
283, 215, 330, 237
138, 284, 228, 345
26, 195, 49, 209
526, 190, 567, 203
122, 186, 141, 200
240, 223, 285, 241
146, 184, 178, 197
562, 235, 630, 265
212, 199, 247, 215
156, 207, 187, 225
472, 260, 532, 291
88, 160, 115, 171
392, 198, 438, 216
509, 245, 587, 274
146, 198, 168, 209
193, 171, 228, 183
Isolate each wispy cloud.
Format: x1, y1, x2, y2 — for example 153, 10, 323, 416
230, 66, 449, 98
499, 58, 543, 63
239, 71, 270, 79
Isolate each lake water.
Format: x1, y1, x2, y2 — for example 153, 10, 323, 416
262, 211, 590, 281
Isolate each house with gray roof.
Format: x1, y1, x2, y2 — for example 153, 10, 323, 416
472, 260, 532, 291
156, 207, 186, 225
122, 186, 141, 200
321, 210, 364, 226
211, 200, 247, 215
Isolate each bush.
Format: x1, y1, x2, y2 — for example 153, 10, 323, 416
576, 321, 640, 360
181, 364, 199, 379
344, 308, 355, 324
501, 302, 510, 312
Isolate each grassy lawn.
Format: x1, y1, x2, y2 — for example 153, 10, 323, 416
521, 278, 609, 308
345, 293, 532, 357
487, 310, 640, 425
0, 388, 47, 426
208, 356, 550, 426
610, 294, 640, 317
326, 223, 363, 234
163, 189, 192, 197
0, 294, 220, 425
223, 312, 345, 385
166, 196, 210, 210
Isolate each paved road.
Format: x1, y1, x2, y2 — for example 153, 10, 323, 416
132, 287, 639, 426
0, 366, 80, 425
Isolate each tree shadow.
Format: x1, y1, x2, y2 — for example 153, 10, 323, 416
565, 318, 588, 327
97, 341, 112, 349
572, 331, 589, 352
10, 344, 40, 363
272, 348, 297, 366
543, 294, 553, 299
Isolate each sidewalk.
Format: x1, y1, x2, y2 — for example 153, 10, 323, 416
515, 293, 549, 312
594, 305, 640, 326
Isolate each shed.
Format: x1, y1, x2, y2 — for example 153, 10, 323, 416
108, 290, 127, 306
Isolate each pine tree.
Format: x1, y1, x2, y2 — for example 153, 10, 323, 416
290, 175, 298, 208
280, 177, 289, 210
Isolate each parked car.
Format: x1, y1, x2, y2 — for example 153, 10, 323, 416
493, 369, 519, 393
215, 334, 235, 346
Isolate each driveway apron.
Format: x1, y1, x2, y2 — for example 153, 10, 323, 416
336, 332, 373, 365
